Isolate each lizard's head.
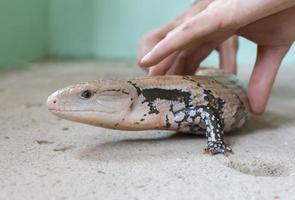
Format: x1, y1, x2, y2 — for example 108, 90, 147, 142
47, 80, 138, 128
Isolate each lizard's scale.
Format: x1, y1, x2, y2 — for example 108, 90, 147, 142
47, 68, 250, 154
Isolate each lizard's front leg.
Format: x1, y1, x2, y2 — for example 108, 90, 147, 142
174, 107, 232, 155
172, 104, 232, 155
197, 107, 232, 154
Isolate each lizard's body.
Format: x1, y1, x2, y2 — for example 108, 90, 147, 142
47, 69, 250, 154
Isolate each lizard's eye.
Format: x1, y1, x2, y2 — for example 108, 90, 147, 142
81, 90, 93, 99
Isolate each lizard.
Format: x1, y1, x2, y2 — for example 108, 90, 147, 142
47, 68, 250, 154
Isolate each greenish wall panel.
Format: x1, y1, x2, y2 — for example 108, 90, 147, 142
0, 0, 49, 66
49, 0, 295, 65
1, 0, 293, 67
49, 0, 190, 58
94, 0, 190, 58
49, 0, 99, 57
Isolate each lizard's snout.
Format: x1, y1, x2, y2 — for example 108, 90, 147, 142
47, 92, 59, 111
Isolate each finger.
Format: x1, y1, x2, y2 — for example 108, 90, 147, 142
148, 52, 179, 76
137, 28, 165, 64
140, 3, 234, 67
138, 0, 213, 66
166, 52, 187, 75
218, 35, 239, 74
248, 44, 291, 114
166, 42, 214, 75
160, 0, 213, 35
183, 44, 214, 75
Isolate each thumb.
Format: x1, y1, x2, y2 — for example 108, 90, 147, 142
248, 44, 291, 114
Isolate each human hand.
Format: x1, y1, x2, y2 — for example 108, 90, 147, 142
138, 0, 295, 114
137, 0, 239, 75
139, 0, 295, 68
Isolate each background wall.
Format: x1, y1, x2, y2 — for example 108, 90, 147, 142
0, 0, 49, 67
49, 0, 190, 59
0, 0, 294, 67
49, 0, 295, 66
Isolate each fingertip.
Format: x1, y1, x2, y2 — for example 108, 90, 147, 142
141, 52, 162, 68
140, 52, 153, 67
249, 102, 266, 115
248, 90, 267, 115
140, 34, 181, 67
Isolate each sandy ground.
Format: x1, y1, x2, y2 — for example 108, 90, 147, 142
0, 61, 295, 200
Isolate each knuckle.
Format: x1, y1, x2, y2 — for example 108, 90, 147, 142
178, 51, 189, 59
180, 21, 195, 32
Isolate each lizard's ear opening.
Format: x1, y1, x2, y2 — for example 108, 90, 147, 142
93, 89, 134, 114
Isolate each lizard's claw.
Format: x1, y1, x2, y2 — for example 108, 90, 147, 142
204, 141, 233, 155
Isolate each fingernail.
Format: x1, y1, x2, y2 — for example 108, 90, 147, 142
141, 52, 152, 64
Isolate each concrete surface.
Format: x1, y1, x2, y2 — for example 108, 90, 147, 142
0, 61, 295, 200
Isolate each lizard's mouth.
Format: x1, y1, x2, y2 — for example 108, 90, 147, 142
48, 109, 99, 122
48, 108, 117, 114
48, 109, 99, 117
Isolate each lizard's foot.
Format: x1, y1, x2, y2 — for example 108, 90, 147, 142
204, 141, 232, 155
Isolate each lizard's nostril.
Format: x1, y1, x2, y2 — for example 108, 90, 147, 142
47, 92, 59, 110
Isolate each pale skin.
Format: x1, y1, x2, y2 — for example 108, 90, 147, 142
138, 0, 295, 114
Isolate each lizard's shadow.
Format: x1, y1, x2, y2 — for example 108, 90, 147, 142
78, 132, 205, 162
78, 110, 294, 162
